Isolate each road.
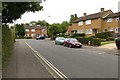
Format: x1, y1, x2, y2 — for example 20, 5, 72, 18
24, 39, 118, 78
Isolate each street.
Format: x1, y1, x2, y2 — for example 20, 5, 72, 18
24, 39, 118, 78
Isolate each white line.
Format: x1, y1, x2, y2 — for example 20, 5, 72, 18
25, 41, 69, 80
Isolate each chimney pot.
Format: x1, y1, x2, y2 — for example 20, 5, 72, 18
84, 13, 87, 16
101, 8, 104, 12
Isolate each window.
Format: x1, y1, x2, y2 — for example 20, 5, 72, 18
115, 27, 120, 33
116, 17, 119, 21
85, 20, 91, 25
31, 29, 35, 32
103, 29, 107, 32
110, 28, 114, 31
85, 29, 92, 34
107, 18, 113, 22
31, 34, 35, 37
78, 21, 83, 26
25, 29, 29, 32
77, 30, 83, 33
26, 34, 29, 37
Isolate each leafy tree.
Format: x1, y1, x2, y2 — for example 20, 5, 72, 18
70, 14, 78, 22
15, 24, 25, 37
2, 2, 43, 23
36, 20, 49, 26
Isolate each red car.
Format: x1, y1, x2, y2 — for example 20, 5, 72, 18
64, 38, 82, 48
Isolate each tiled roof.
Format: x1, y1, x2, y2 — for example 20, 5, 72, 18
104, 12, 120, 18
72, 10, 112, 23
25, 25, 47, 29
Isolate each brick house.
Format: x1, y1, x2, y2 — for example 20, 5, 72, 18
67, 8, 120, 37
25, 25, 47, 38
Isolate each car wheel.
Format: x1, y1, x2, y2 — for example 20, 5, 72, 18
69, 44, 72, 48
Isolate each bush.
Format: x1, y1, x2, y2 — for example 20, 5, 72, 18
115, 38, 120, 50
92, 38, 101, 46
95, 31, 113, 39
17, 36, 25, 39
106, 37, 115, 41
2, 25, 15, 65
77, 37, 92, 45
26, 37, 32, 39
71, 33, 85, 38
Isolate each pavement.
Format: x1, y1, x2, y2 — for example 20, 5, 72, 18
2, 39, 53, 79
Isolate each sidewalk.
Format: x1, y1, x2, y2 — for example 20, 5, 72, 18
2, 40, 53, 78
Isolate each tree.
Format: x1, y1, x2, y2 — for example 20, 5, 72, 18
2, 2, 44, 23
70, 14, 78, 22
15, 24, 25, 37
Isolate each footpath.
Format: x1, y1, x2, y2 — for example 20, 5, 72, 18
2, 40, 53, 79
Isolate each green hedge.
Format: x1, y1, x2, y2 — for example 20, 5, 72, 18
92, 38, 101, 46
71, 33, 85, 38
106, 37, 115, 41
95, 31, 113, 39
2, 25, 15, 65
115, 38, 120, 49
77, 37, 92, 45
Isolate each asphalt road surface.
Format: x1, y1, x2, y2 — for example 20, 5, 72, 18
24, 39, 118, 78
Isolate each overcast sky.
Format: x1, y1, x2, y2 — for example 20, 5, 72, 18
15, 0, 120, 24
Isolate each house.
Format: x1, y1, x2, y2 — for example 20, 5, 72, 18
67, 8, 120, 37
25, 25, 47, 38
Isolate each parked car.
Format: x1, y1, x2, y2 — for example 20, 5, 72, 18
36, 36, 45, 40
64, 38, 82, 48
55, 37, 65, 45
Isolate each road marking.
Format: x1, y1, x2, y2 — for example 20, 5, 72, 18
25, 41, 69, 80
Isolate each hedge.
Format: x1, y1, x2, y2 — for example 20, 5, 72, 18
95, 31, 113, 39
92, 38, 101, 46
2, 25, 15, 65
115, 38, 120, 49
77, 37, 92, 45
71, 33, 85, 38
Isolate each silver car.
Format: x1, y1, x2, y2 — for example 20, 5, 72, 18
55, 37, 65, 45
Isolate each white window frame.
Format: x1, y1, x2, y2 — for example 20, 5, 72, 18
31, 29, 35, 32
109, 28, 114, 31
116, 17, 119, 21
115, 27, 120, 33
85, 20, 91, 25
31, 34, 35, 37
85, 29, 92, 34
107, 18, 113, 22
26, 34, 29, 37
77, 30, 83, 33
78, 21, 83, 26
25, 29, 29, 32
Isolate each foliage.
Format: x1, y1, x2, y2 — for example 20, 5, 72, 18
115, 38, 120, 49
70, 14, 78, 22
2, 2, 43, 23
92, 38, 101, 46
30, 20, 49, 26
77, 37, 92, 45
106, 37, 115, 41
95, 31, 113, 39
2, 25, 15, 65
71, 33, 85, 38
48, 21, 70, 37
15, 24, 25, 37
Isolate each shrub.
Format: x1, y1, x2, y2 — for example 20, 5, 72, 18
115, 38, 120, 50
77, 37, 92, 45
101, 39, 106, 42
92, 38, 101, 46
26, 37, 32, 39
106, 37, 115, 41
95, 31, 113, 39
71, 33, 85, 38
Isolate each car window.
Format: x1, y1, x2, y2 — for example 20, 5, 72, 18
70, 39, 78, 42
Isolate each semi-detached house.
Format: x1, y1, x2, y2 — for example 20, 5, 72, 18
67, 8, 120, 37
25, 25, 47, 38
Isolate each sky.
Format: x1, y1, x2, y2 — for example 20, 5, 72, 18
15, 0, 120, 24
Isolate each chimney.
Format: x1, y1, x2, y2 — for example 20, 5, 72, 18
84, 13, 87, 16
101, 8, 104, 12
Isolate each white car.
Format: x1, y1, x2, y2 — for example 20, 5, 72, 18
55, 37, 65, 45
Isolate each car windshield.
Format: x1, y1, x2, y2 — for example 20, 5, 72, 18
70, 39, 78, 42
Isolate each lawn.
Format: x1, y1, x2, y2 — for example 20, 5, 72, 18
101, 41, 115, 46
